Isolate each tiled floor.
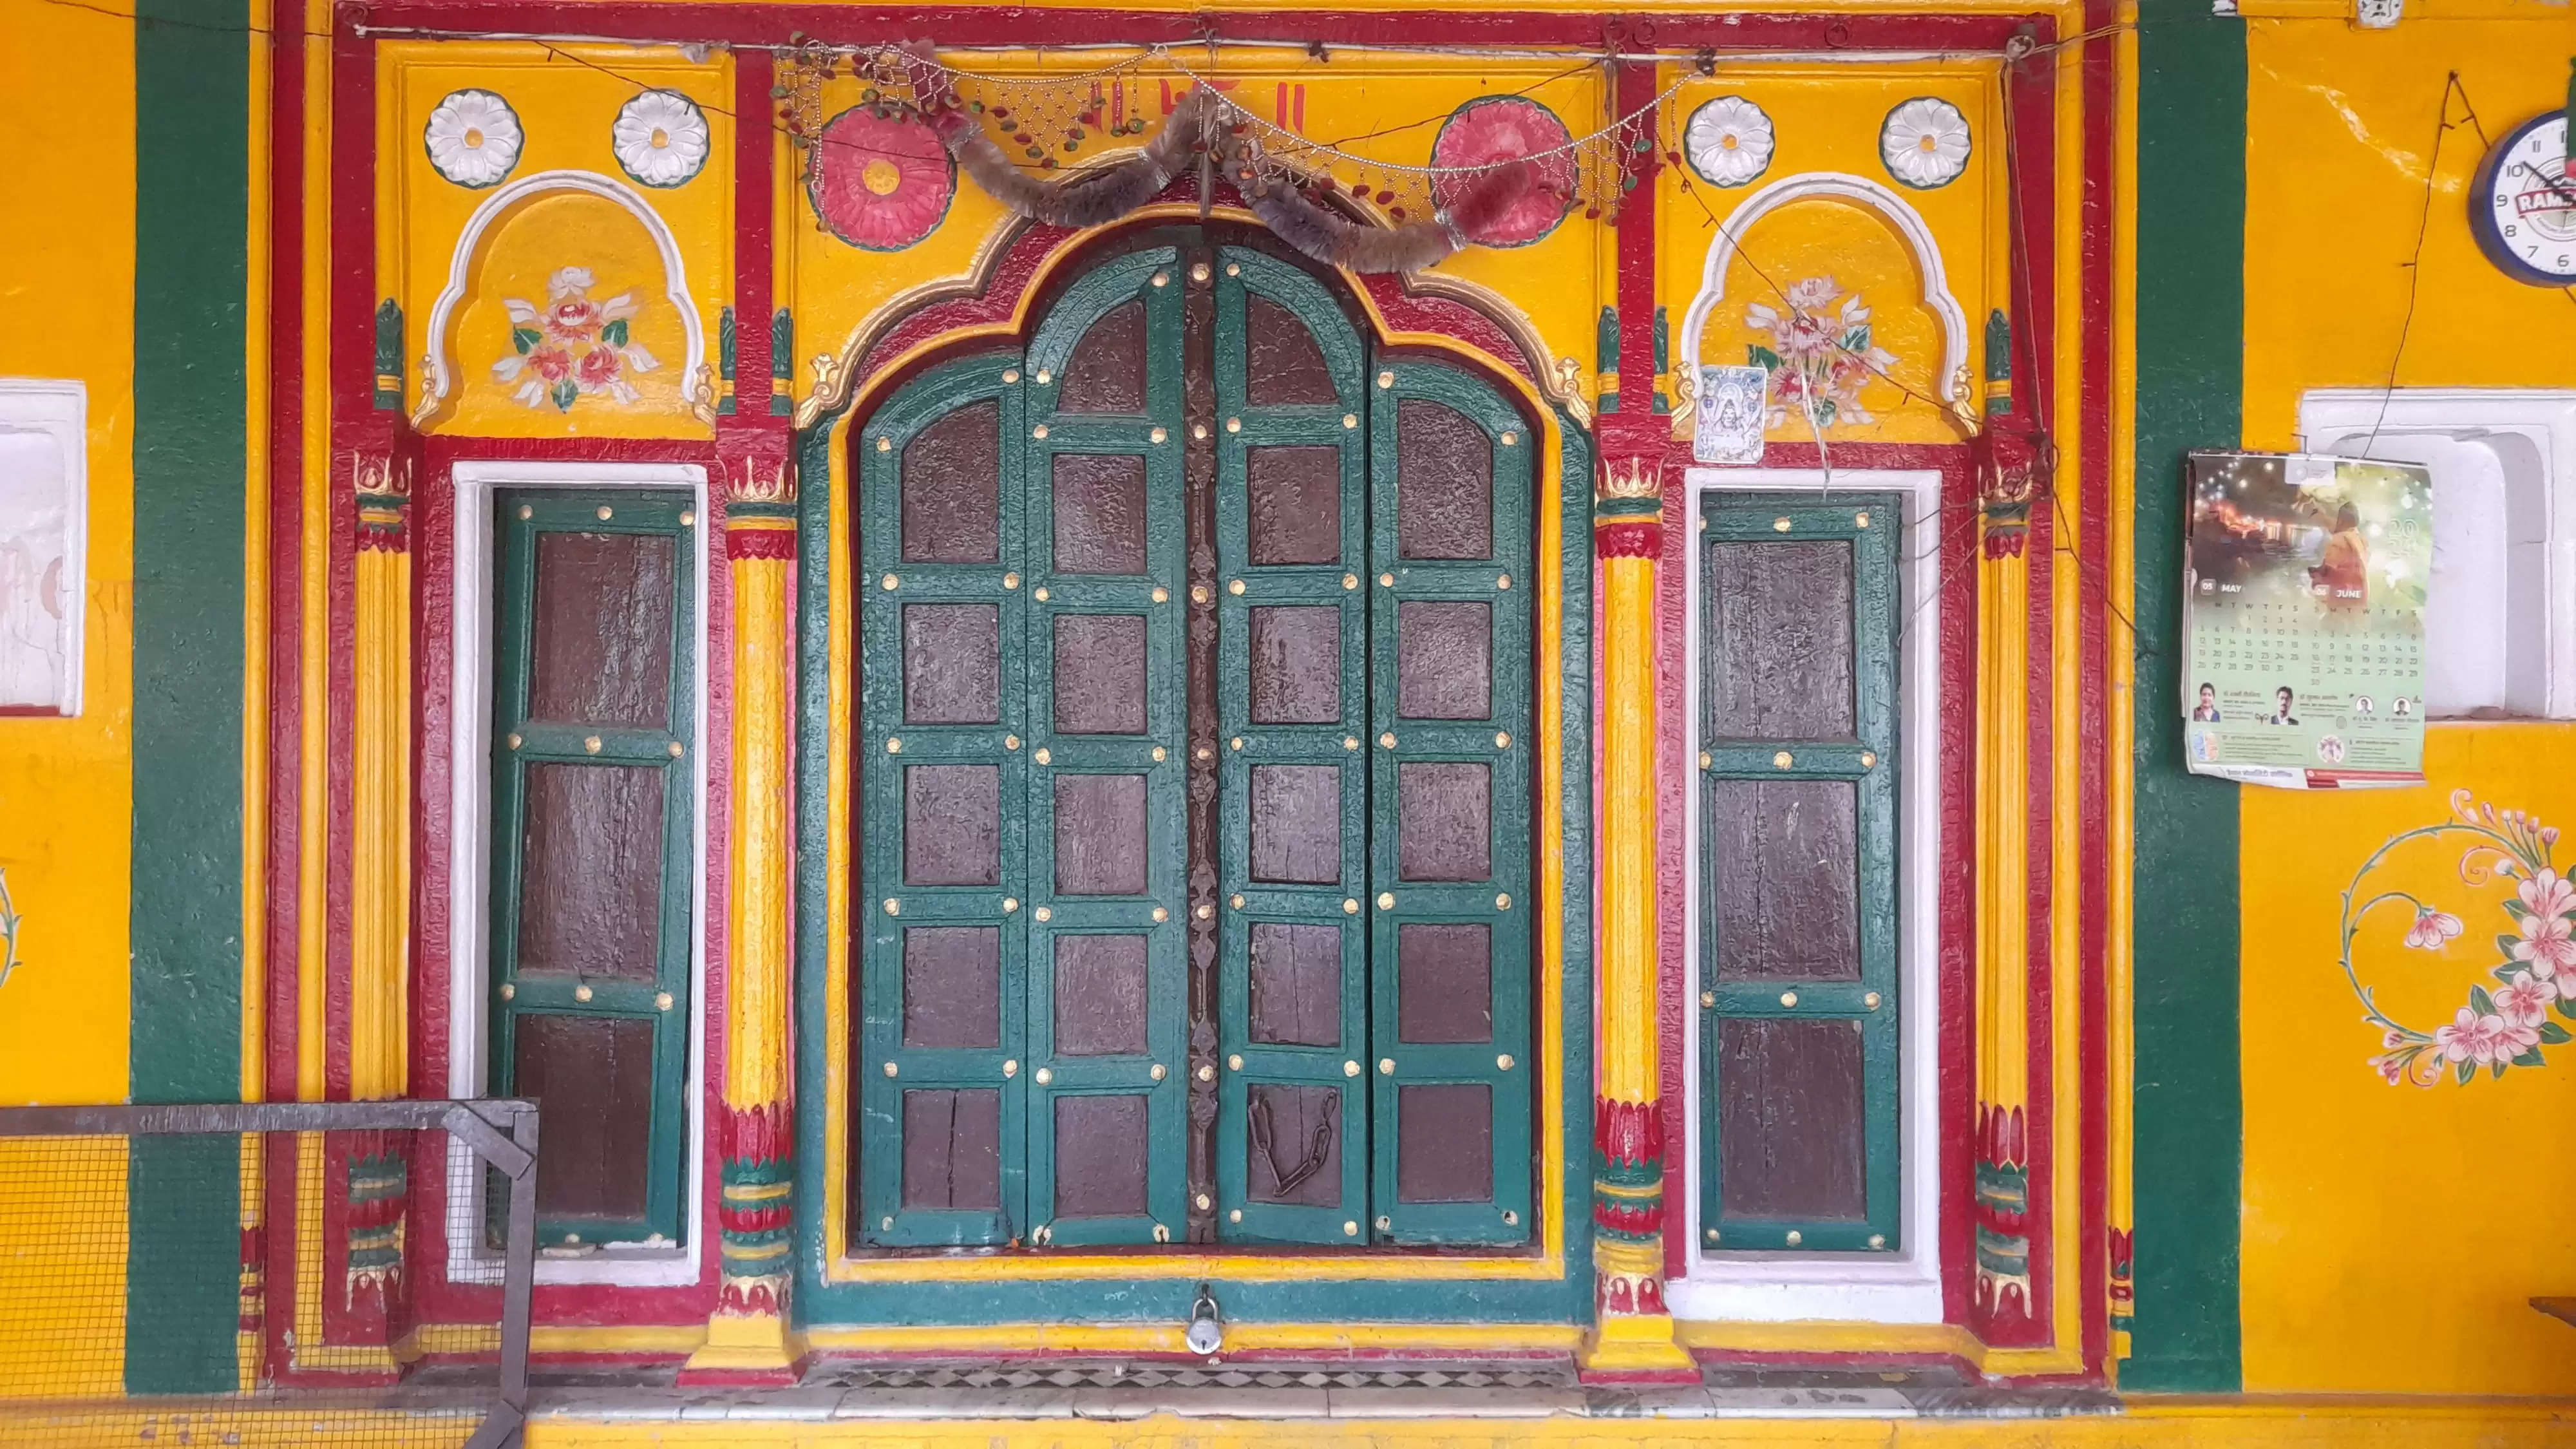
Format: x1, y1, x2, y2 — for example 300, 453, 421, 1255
514, 1360, 2122, 1424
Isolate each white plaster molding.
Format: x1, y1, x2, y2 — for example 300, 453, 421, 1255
415, 169, 706, 426
1668, 466, 1945, 1326
444, 460, 710, 1289
1676, 171, 1971, 408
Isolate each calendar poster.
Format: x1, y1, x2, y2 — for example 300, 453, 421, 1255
2181, 451, 2431, 790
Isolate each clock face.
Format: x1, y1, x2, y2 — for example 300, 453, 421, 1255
2472, 110, 2576, 286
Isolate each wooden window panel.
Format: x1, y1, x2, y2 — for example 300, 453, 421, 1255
1057, 299, 1149, 413
1708, 777, 1861, 982
528, 531, 674, 726
902, 925, 1001, 1052
1247, 922, 1343, 1048
1248, 605, 1342, 724
1246, 446, 1343, 565
1713, 1018, 1868, 1222
900, 1089, 1003, 1212
1050, 453, 1149, 575
1244, 294, 1339, 407
903, 603, 1001, 725
904, 763, 1002, 887
1247, 764, 1342, 885
1051, 933, 1151, 1057
515, 763, 664, 981
1394, 600, 1492, 720
1396, 922, 1492, 1045
489, 489, 694, 1249
1697, 494, 1902, 1253
1392, 399, 1493, 561
1245, 1084, 1344, 1206
901, 398, 1001, 564
1052, 614, 1149, 734
513, 1014, 656, 1222
1706, 539, 1855, 740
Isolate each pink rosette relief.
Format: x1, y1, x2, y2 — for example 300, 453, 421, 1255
1428, 97, 1576, 249
810, 105, 956, 252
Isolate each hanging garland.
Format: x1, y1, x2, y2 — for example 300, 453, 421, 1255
774, 39, 1681, 272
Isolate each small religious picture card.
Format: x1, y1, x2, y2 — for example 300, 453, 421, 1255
0, 380, 86, 717
1693, 364, 1767, 465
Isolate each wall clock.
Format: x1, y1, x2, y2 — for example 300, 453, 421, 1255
2470, 109, 2576, 287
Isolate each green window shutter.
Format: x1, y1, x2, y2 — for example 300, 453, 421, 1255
1365, 360, 1533, 1246
857, 357, 1030, 1247
489, 488, 696, 1249
1019, 248, 1193, 1247
1696, 493, 1902, 1254
1211, 248, 1372, 1244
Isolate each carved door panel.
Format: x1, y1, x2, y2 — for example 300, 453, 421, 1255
858, 360, 1028, 1248
1366, 363, 1533, 1245
1213, 249, 1372, 1243
1021, 250, 1193, 1247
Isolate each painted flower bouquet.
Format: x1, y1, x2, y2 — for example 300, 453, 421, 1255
493, 267, 660, 413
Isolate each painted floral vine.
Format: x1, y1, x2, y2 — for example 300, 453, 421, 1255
0, 868, 19, 991
2341, 790, 2576, 1086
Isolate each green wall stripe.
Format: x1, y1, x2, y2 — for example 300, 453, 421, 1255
128, 0, 249, 1392
2127, 1, 2246, 1394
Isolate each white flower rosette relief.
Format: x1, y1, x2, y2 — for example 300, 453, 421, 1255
614, 90, 711, 188
424, 89, 523, 189
1683, 95, 1776, 188
1880, 97, 1972, 190
493, 267, 661, 412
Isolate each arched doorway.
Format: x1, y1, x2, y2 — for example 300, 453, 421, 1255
852, 229, 1538, 1253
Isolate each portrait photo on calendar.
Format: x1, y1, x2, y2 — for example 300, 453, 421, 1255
2180, 450, 2431, 790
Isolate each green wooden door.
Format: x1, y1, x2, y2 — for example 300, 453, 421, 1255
1696, 492, 1902, 1253
489, 488, 696, 1249
858, 236, 1535, 1254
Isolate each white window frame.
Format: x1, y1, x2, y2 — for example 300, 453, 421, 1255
2298, 388, 2576, 720
1668, 466, 1944, 1325
444, 460, 710, 1287
0, 378, 88, 717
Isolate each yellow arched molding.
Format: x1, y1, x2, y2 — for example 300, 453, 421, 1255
798, 200, 1592, 432
412, 169, 712, 428
812, 220, 1578, 1287
1674, 170, 1972, 407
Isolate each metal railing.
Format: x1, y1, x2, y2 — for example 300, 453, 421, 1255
0, 1099, 537, 1449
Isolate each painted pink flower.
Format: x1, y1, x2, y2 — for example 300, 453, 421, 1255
545, 296, 602, 338
575, 345, 623, 389
2402, 906, 2464, 951
2511, 909, 2576, 980
2434, 1007, 2514, 1065
2518, 867, 2574, 923
2494, 971, 2559, 1028
2370, 1050, 2410, 1084
526, 345, 573, 382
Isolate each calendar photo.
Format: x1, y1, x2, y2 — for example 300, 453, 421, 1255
2181, 451, 2432, 789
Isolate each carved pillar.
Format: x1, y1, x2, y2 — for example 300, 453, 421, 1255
1969, 309, 2048, 1345
1580, 410, 1696, 1381
683, 46, 804, 1383
682, 428, 801, 1383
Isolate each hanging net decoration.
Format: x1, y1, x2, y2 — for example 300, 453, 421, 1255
775, 41, 1685, 264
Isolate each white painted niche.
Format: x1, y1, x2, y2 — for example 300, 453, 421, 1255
0, 379, 86, 717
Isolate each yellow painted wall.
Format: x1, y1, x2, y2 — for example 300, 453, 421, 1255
0, 0, 140, 1400
2237, 13, 2576, 1396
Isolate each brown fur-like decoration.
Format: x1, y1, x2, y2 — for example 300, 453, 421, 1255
900, 41, 1216, 230
898, 39, 1550, 272
1227, 154, 1544, 274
